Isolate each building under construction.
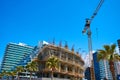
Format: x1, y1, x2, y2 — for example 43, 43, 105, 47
32, 41, 85, 80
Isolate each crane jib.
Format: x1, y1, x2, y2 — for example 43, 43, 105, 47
82, 0, 104, 33
90, 0, 104, 21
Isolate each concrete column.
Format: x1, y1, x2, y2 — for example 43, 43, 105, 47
58, 74, 60, 78
66, 53, 68, 61
72, 67, 75, 74
65, 65, 68, 72
59, 63, 61, 72
59, 51, 61, 59
73, 55, 75, 64
78, 68, 80, 74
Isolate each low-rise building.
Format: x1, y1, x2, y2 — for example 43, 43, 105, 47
32, 42, 85, 80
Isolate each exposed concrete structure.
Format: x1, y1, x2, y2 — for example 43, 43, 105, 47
33, 43, 85, 80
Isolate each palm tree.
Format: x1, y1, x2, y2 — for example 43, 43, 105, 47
97, 44, 120, 80
0, 70, 16, 80
46, 55, 59, 80
114, 53, 120, 61
9, 70, 17, 80
97, 48, 108, 79
26, 61, 38, 80
16, 66, 24, 80
0, 72, 3, 79
6, 72, 12, 80
1, 70, 7, 80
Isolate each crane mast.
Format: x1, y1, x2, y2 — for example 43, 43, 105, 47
82, 0, 104, 67
82, 0, 104, 79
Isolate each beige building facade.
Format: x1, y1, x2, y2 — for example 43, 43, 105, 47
33, 44, 85, 80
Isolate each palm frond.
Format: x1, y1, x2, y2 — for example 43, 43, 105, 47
104, 45, 110, 53
97, 53, 104, 61
46, 55, 59, 71
98, 50, 107, 59
26, 61, 38, 72
16, 66, 24, 72
98, 50, 106, 54
110, 44, 116, 54
114, 53, 120, 61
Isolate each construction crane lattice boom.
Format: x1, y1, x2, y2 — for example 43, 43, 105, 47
82, 0, 104, 67
82, 0, 104, 34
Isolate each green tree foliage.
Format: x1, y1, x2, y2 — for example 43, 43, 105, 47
97, 44, 120, 80
16, 66, 24, 80
26, 61, 38, 80
46, 55, 59, 80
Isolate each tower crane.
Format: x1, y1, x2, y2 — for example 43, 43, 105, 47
82, 0, 104, 79
82, 0, 104, 67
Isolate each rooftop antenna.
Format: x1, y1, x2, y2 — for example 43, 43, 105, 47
76, 48, 81, 55
64, 41, 68, 49
53, 38, 55, 45
59, 40, 62, 47
71, 45, 75, 52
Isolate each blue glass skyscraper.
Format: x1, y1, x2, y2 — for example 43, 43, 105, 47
1, 42, 34, 72
93, 52, 113, 80
93, 52, 100, 80
85, 67, 91, 80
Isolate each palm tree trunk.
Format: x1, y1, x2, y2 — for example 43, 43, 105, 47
30, 72, 32, 80
17, 72, 20, 80
7, 76, 9, 80
12, 76, 14, 80
109, 61, 116, 80
18, 75, 20, 80
51, 71, 53, 80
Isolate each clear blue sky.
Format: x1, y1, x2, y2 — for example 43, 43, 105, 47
0, 0, 120, 63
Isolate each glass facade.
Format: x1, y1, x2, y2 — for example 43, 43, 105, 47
1, 42, 34, 72
92, 52, 113, 80
117, 39, 120, 53
99, 60, 112, 79
93, 52, 100, 80
117, 75, 120, 80
114, 61, 120, 80
85, 67, 91, 80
